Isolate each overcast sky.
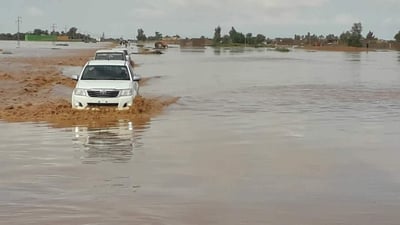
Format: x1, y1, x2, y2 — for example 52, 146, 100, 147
1, 0, 399, 40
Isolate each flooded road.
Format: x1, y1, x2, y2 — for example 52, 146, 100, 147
1, 43, 400, 224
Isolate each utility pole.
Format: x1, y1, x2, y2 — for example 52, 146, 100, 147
51, 23, 57, 34
16, 16, 22, 48
51, 23, 56, 45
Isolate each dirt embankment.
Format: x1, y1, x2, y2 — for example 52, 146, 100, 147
0, 49, 178, 128
300, 45, 369, 52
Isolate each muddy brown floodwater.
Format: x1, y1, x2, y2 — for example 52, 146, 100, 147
0, 49, 178, 128
1, 41, 400, 225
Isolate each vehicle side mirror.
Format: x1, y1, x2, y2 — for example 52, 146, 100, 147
71, 75, 79, 81
132, 73, 141, 81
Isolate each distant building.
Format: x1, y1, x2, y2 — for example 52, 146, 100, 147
180, 38, 206, 48
162, 36, 180, 45
274, 38, 295, 46
56, 35, 69, 41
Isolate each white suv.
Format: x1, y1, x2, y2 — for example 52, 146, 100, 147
94, 49, 135, 67
71, 60, 141, 110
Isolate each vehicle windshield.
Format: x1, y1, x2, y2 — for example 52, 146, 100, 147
81, 65, 130, 80
95, 53, 125, 60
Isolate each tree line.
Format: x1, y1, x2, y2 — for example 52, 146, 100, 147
4, 23, 399, 46
211, 23, 400, 47
136, 23, 400, 48
136, 28, 180, 42
0, 27, 95, 42
213, 26, 267, 47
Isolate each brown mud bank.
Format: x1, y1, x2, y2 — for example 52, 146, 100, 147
0, 96, 178, 128
0, 50, 178, 128
300, 45, 369, 52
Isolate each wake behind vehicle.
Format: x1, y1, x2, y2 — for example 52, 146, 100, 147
71, 60, 141, 110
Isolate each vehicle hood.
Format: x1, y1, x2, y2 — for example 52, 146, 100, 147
76, 80, 132, 90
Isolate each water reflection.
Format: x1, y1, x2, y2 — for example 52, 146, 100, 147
211, 46, 268, 56
345, 52, 361, 62
228, 47, 246, 54
398, 52, 400, 63
180, 47, 206, 53
73, 121, 146, 164
213, 47, 221, 55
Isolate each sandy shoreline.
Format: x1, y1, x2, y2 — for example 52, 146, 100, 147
0, 47, 178, 128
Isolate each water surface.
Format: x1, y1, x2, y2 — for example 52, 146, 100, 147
1, 46, 400, 225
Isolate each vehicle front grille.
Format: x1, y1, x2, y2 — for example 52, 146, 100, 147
87, 90, 119, 98
87, 103, 119, 107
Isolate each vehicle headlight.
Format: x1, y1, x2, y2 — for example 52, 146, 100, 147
73, 88, 86, 96
119, 89, 133, 96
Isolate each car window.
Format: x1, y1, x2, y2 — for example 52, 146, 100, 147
95, 53, 125, 60
81, 65, 130, 80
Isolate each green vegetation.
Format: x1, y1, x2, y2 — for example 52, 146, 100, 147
213, 26, 222, 44
136, 28, 178, 42
212, 26, 266, 47
0, 26, 95, 42
339, 22, 363, 47
25, 34, 57, 41
136, 28, 146, 41
395, 31, 400, 42
0, 33, 24, 40
366, 31, 377, 41
275, 47, 290, 52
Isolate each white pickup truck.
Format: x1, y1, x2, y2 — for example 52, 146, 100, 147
71, 60, 141, 110
94, 49, 135, 67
